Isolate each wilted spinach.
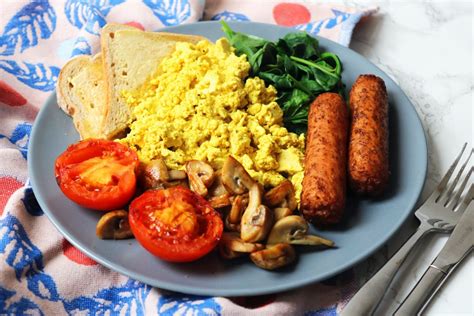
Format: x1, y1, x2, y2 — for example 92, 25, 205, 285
221, 21, 343, 134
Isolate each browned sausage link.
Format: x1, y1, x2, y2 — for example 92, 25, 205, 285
348, 74, 389, 196
301, 93, 349, 225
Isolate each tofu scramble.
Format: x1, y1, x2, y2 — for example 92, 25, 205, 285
120, 38, 305, 197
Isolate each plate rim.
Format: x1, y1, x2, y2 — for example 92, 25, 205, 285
28, 21, 428, 296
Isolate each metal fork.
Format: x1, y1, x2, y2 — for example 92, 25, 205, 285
341, 143, 474, 316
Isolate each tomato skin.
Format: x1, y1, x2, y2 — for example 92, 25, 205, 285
129, 187, 224, 262
55, 139, 139, 211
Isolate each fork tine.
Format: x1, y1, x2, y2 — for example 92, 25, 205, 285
447, 167, 473, 211
452, 184, 474, 213
440, 148, 473, 206
432, 143, 467, 202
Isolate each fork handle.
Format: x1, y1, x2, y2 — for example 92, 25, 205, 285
394, 265, 446, 315
340, 225, 431, 316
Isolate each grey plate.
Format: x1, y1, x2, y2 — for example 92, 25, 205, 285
28, 21, 427, 297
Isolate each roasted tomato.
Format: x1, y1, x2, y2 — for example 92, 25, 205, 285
55, 139, 139, 211
129, 186, 224, 262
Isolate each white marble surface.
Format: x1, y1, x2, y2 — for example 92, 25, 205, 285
342, 0, 472, 314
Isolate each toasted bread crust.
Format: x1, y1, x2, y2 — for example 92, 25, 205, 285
57, 56, 90, 116
57, 24, 138, 140
57, 55, 106, 139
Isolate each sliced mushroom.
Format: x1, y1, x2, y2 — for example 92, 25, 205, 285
208, 170, 228, 197
208, 193, 232, 209
222, 233, 265, 252
186, 160, 215, 186
219, 233, 265, 259
187, 173, 207, 196
267, 215, 334, 247
228, 195, 248, 224
264, 180, 297, 211
221, 156, 255, 194
229, 192, 249, 203
240, 184, 273, 242
140, 158, 169, 190
219, 244, 243, 259
273, 207, 293, 222
225, 216, 241, 232
168, 169, 187, 180
96, 210, 134, 239
250, 243, 296, 270
241, 204, 273, 242
185, 160, 215, 196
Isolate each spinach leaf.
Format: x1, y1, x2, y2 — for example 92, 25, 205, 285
221, 21, 343, 133
249, 42, 278, 74
277, 32, 320, 60
221, 21, 267, 58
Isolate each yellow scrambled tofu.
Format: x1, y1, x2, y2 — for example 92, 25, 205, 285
120, 38, 305, 197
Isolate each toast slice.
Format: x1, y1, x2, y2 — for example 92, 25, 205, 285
57, 23, 138, 139
100, 24, 207, 139
57, 54, 107, 139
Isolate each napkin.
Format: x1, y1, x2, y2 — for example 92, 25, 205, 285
0, 1, 376, 314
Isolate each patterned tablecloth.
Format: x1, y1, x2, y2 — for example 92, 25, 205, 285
0, 1, 377, 314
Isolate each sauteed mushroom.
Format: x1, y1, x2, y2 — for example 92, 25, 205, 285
225, 216, 241, 232
223, 232, 265, 252
264, 180, 297, 211
207, 170, 232, 208
219, 233, 265, 259
96, 210, 133, 239
221, 156, 255, 194
250, 243, 296, 270
140, 159, 188, 190
168, 169, 187, 180
185, 160, 215, 196
273, 207, 293, 221
208, 193, 232, 209
228, 195, 248, 224
166, 171, 190, 189
240, 184, 273, 243
219, 244, 243, 259
140, 158, 169, 190
208, 170, 228, 197
267, 215, 334, 247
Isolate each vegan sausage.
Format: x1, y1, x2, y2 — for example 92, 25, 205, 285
300, 93, 349, 225
348, 74, 389, 196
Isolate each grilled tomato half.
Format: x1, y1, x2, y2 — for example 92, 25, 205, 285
129, 186, 224, 262
55, 139, 139, 211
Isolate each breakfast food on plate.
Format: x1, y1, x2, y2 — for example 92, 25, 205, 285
57, 23, 137, 139
128, 186, 224, 262
300, 93, 349, 225
96, 209, 133, 239
222, 21, 343, 134
119, 37, 306, 199
54, 139, 139, 211
54, 135, 335, 267
57, 54, 107, 139
100, 24, 206, 139
135, 155, 333, 267
348, 74, 389, 196
55, 22, 393, 270
250, 243, 296, 270
57, 23, 206, 139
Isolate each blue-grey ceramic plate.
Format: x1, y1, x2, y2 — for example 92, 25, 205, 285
28, 21, 427, 297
